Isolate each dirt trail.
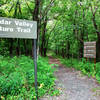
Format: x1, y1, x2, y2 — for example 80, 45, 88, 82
40, 57, 100, 100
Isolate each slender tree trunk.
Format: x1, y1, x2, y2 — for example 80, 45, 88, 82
41, 18, 47, 56
96, 34, 100, 61
55, 46, 58, 55
9, 39, 13, 56
91, 6, 100, 61
23, 40, 27, 55
67, 40, 70, 59
79, 9, 85, 58
16, 39, 20, 56
62, 48, 65, 58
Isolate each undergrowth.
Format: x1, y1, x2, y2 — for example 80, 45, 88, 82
0, 56, 56, 100
60, 58, 100, 83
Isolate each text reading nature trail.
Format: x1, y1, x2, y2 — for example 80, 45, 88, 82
0, 17, 37, 39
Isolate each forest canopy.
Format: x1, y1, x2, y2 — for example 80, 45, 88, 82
0, 0, 100, 59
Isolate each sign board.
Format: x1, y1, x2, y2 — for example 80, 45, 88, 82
0, 17, 37, 39
0, 17, 38, 99
84, 42, 96, 58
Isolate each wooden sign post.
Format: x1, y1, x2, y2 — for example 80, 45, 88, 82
0, 17, 38, 99
84, 41, 96, 70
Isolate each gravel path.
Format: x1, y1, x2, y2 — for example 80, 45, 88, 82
40, 57, 100, 100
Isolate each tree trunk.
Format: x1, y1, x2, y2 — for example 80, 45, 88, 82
41, 17, 47, 56
96, 34, 100, 61
62, 48, 65, 58
66, 40, 70, 59
9, 39, 13, 56
16, 39, 20, 56
79, 9, 85, 58
91, 6, 100, 61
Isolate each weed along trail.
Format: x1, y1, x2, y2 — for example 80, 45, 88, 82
40, 57, 100, 100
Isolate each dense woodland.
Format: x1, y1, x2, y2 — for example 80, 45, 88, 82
0, 0, 100, 60
0, 0, 100, 99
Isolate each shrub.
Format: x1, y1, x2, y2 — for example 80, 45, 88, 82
60, 57, 100, 83
0, 56, 56, 99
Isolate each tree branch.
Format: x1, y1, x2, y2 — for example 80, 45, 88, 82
41, 0, 55, 20
25, 0, 33, 14
90, 5, 100, 36
46, 21, 58, 47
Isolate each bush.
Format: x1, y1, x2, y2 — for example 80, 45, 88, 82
60, 57, 100, 83
0, 56, 56, 99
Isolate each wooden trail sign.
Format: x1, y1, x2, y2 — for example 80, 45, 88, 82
84, 42, 96, 58
0, 17, 37, 39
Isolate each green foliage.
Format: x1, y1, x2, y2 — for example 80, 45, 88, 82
60, 57, 100, 83
0, 0, 100, 58
48, 88, 60, 96
48, 0, 100, 59
0, 56, 56, 99
95, 62, 100, 82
